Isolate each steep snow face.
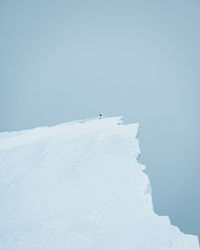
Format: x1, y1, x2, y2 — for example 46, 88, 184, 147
0, 117, 199, 250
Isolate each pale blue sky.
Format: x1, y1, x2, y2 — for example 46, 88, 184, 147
0, 0, 200, 239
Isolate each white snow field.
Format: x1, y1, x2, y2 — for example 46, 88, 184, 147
0, 117, 199, 250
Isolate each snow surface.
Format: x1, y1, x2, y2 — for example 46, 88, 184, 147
0, 117, 199, 250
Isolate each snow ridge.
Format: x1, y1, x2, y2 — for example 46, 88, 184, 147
0, 117, 199, 250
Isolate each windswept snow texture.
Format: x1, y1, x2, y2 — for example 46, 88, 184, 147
0, 117, 199, 250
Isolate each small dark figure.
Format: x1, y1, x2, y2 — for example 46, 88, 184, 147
99, 114, 102, 119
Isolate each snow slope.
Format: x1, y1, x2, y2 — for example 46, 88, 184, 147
0, 117, 199, 250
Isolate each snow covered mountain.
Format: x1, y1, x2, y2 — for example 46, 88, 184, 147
0, 117, 199, 250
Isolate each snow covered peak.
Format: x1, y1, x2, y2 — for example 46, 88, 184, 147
0, 117, 199, 249
0, 117, 138, 151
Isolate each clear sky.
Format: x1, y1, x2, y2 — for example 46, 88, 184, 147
0, 0, 200, 239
